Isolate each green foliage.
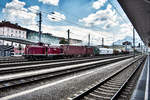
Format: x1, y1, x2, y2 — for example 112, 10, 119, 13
59, 38, 68, 44
122, 41, 131, 45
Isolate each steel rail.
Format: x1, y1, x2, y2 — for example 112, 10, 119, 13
111, 56, 146, 100
69, 56, 145, 100
0, 55, 134, 89
0, 54, 127, 67
0, 55, 133, 74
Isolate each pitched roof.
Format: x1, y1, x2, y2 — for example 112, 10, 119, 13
0, 21, 27, 31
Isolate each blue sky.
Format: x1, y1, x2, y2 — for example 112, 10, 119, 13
0, 0, 142, 45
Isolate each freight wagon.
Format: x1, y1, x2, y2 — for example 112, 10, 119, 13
60, 45, 94, 57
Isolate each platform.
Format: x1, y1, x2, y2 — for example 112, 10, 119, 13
131, 55, 150, 100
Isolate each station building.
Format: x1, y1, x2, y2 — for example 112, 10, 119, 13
0, 45, 14, 56
0, 21, 26, 56
26, 30, 60, 45
58, 36, 82, 44
0, 21, 82, 56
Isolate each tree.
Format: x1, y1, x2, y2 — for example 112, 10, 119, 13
122, 41, 131, 45
59, 38, 68, 44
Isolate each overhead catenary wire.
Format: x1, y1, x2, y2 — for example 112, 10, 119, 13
2, 3, 112, 36
19, 3, 107, 32
1, 3, 118, 45
107, 0, 132, 30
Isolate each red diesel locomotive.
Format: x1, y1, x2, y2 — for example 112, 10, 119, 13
24, 43, 94, 59
24, 43, 63, 59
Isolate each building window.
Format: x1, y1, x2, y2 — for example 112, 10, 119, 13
19, 31, 21, 33
16, 31, 17, 33
11, 30, 13, 33
7, 34, 10, 37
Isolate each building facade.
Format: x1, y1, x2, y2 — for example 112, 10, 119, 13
0, 21, 27, 56
27, 30, 60, 45
58, 37, 82, 44
69, 38, 82, 44
0, 21, 82, 56
0, 45, 14, 56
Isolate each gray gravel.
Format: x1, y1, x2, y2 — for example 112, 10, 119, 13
0, 57, 136, 100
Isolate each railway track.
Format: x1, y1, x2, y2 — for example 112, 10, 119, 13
0, 55, 131, 74
0, 55, 134, 90
0, 56, 28, 63
0, 54, 129, 64
68, 55, 146, 100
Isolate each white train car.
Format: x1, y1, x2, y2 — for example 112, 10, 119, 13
99, 48, 113, 55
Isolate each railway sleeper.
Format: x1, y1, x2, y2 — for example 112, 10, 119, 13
97, 87, 116, 93
90, 89, 116, 97
100, 85, 120, 91
70, 56, 145, 100
88, 93, 111, 100
106, 81, 122, 86
93, 90, 114, 96
122, 88, 132, 93
111, 77, 128, 81
109, 79, 125, 83
121, 90, 130, 95
107, 81, 123, 85
125, 86, 133, 90
119, 94, 128, 99
103, 83, 121, 88
83, 96, 96, 100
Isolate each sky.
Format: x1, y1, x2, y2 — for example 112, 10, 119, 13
0, 0, 143, 45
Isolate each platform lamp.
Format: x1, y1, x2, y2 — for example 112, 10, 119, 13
133, 26, 135, 58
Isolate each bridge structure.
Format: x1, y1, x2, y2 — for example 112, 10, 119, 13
0, 35, 36, 45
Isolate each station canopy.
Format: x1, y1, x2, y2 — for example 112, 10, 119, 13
0, 35, 36, 45
118, 0, 150, 45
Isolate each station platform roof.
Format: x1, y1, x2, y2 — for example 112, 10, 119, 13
118, 0, 150, 45
0, 35, 37, 45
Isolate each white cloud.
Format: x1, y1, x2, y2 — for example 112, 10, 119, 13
25, 22, 139, 46
47, 11, 66, 22
1, 0, 141, 46
2, 0, 39, 26
40, 25, 113, 45
114, 23, 141, 42
39, 0, 59, 6
92, 0, 107, 9
79, 4, 118, 29
28, 6, 39, 13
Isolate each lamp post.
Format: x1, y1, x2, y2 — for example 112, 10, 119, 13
38, 11, 42, 43
67, 29, 70, 45
88, 34, 90, 47
133, 27, 135, 58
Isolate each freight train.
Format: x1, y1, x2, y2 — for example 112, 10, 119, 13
24, 42, 129, 60
24, 43, 96, 60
